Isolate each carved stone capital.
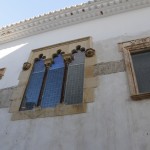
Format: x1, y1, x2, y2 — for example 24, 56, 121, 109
63, 53, 73, 64
85, 48, 95, 57
44, 58, 53, 67
23, 62, 31, 71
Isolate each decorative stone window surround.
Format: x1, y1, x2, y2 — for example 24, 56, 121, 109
10, 37, 97, 120
0, 68, 6, 79
119, 37, 150, 100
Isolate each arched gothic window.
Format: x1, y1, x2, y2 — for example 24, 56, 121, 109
20, 46, 86, 110
10, 37, 96, 120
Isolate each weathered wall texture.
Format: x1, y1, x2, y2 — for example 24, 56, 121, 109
0, 7, 150, 150
0, 87, 14, 108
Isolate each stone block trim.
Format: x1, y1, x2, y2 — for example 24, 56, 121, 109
83, 88, 95, 103
0, 87, 16, 108
94, 60, 125, 76
11, 103, 87, 121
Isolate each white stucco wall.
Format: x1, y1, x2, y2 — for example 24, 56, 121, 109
0, 7, 150, 150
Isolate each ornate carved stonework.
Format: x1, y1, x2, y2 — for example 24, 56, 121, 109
120, 37, 150, 52
44, 58, 53, 67
23, 62, 31, 71
63, 53, 73, 64
85, 48, 95, 57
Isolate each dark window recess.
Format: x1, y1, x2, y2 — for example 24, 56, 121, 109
131, 50, 150, 93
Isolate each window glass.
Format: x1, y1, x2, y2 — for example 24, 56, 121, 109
41, 54, 65, 108
64, 51, 85, 104
131, 50, 150, 93
22, 58, 45, 110
21, 49, 86, 110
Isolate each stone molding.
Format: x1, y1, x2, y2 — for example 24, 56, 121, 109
95, 60, 125, 76
0, 0, 150, 44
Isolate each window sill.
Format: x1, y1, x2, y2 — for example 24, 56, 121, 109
131, 93, 150, 100
11, 103, 87, 121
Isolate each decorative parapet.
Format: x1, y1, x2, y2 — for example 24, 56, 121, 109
0, 0, 150, 44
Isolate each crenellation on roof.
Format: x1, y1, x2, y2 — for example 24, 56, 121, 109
0, 0, 150, 44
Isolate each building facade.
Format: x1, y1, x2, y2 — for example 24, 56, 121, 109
0, 0, 150, 150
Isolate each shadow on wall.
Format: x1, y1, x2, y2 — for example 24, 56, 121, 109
0, 43, 28, 89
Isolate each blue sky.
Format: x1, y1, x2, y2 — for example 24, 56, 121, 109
0, 0, 89, 28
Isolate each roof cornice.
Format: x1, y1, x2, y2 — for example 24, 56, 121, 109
0, 0, 150, 44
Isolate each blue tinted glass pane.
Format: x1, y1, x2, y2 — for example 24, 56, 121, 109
41, 54, 65, 108
33, 59, 45, 72
70, 51, 85, 65
23, 59, 45, 109
64, 51, 85, 104
51, 54, 65, 69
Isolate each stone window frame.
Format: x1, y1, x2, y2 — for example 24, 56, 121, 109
0, 68, 6, 79
10, 37, 97, 120
119, 37, 150, 100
